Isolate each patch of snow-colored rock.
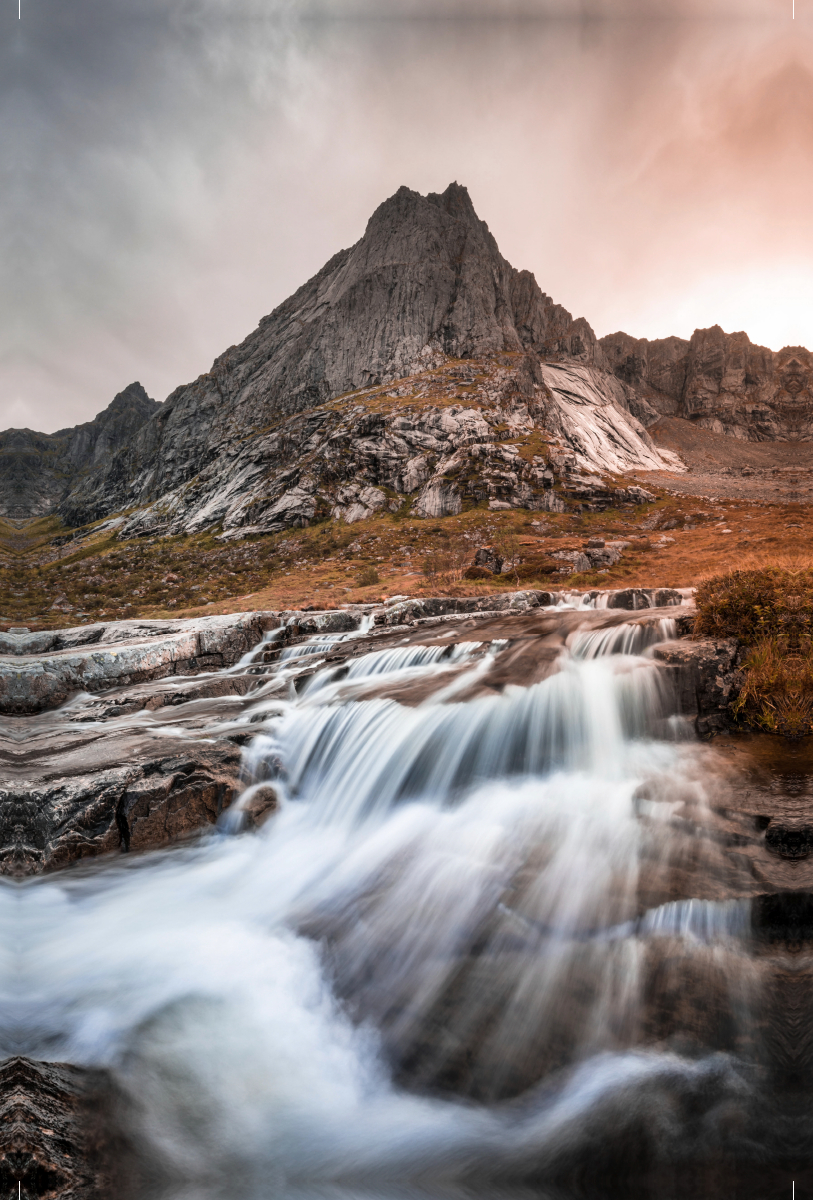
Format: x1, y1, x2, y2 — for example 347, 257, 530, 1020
539, 362, 685, 475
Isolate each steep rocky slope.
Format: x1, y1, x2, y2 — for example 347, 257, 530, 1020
0, 383, 160, 520
105, 352, 669, 542
601, 326, 813, 440
55, 183, 675, 538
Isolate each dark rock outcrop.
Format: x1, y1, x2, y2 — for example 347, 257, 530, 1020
0, 384, 160, 520
601, 326, 813, 441
653, 637, 743, 735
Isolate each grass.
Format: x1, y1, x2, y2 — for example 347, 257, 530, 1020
3, 484, 813, 631
694, 568, 813, 643
695, 567, 813, 735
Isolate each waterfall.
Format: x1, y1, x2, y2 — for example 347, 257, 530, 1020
0, 612, 772, 1194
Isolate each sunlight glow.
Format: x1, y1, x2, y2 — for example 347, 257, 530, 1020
612, 263, 813, 351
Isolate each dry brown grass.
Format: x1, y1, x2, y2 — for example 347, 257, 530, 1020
4, 486, 813, 630
732, 638, 813, 736
696, 567, 813, 736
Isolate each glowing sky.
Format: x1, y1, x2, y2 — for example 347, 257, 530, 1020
2, 0, 812, 430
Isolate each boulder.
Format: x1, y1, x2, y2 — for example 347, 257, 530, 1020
652, 638, 743, 735
473, 546, 504, 574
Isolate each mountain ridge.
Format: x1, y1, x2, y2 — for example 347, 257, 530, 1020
0, 383, 160, 521
5, 182, 811, 536
600, 326, 813, 440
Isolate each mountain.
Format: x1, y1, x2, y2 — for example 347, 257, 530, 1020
6, 183, 813, 540
600, 327, 813, 440
0, 383, 160, 521
50, 183, 671, 537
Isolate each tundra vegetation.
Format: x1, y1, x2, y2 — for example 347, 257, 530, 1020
1, 494, 810, 631
695, 568, 813, 735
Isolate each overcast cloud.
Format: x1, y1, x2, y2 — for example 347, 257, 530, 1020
0, 0, 810, 431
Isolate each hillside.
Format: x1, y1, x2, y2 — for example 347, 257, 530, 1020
0, 382, 160, 520
50, 182, 674, 537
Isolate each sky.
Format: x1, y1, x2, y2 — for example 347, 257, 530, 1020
1, 0, 811, 431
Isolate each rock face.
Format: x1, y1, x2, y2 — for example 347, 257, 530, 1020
0, 383, 161, 520
0, 611, 277, 714
60, 183, 594, 523
601, 326, 813, 441
1, 737, 244, 874
50, 183, 675, 538
0, 1057, 141, 1199
94, 352, 671, 540
653, 637, 744, 735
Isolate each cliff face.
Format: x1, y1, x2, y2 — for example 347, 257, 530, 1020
59, 183, 608, 528
601, 326, 813, 441
0, 383, 160, 520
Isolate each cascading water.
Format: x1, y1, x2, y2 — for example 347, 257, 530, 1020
0, 613, 793, 1197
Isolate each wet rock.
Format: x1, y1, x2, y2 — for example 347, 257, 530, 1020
607, 587, 683, 610
0, 740, 243, 874
1, 599, 698, 874
652, 638, 743, 734
375, 590, 552, 626
0, 1057, 142, 1199
281, 609, 360, 634
241, 786, 279, 829
539, 361, 682, 476
0, 612, 276, 714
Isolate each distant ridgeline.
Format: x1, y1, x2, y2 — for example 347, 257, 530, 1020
0, 383, 160, 522
3, 183, 813, 537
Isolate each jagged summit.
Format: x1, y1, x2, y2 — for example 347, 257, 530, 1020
57, 182, 610, 528
0, 383, 160, 521
10, 181, 809, 538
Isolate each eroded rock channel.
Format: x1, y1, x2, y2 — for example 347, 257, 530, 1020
2, 589, 812, 1198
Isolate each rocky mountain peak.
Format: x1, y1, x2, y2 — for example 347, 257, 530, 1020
0, 384, 160, 520
55, 182, 611, 528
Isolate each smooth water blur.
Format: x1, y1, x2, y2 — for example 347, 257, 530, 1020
0, 619, 766, 1192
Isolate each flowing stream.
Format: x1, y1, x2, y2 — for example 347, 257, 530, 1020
0, 616, 798, 1197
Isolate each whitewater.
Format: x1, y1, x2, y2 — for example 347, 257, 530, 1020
0, 618, 770, 1196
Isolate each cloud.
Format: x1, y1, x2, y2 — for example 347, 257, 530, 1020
0, 2, 810, 431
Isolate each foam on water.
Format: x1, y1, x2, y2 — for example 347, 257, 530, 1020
0, 614, 762, 1189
